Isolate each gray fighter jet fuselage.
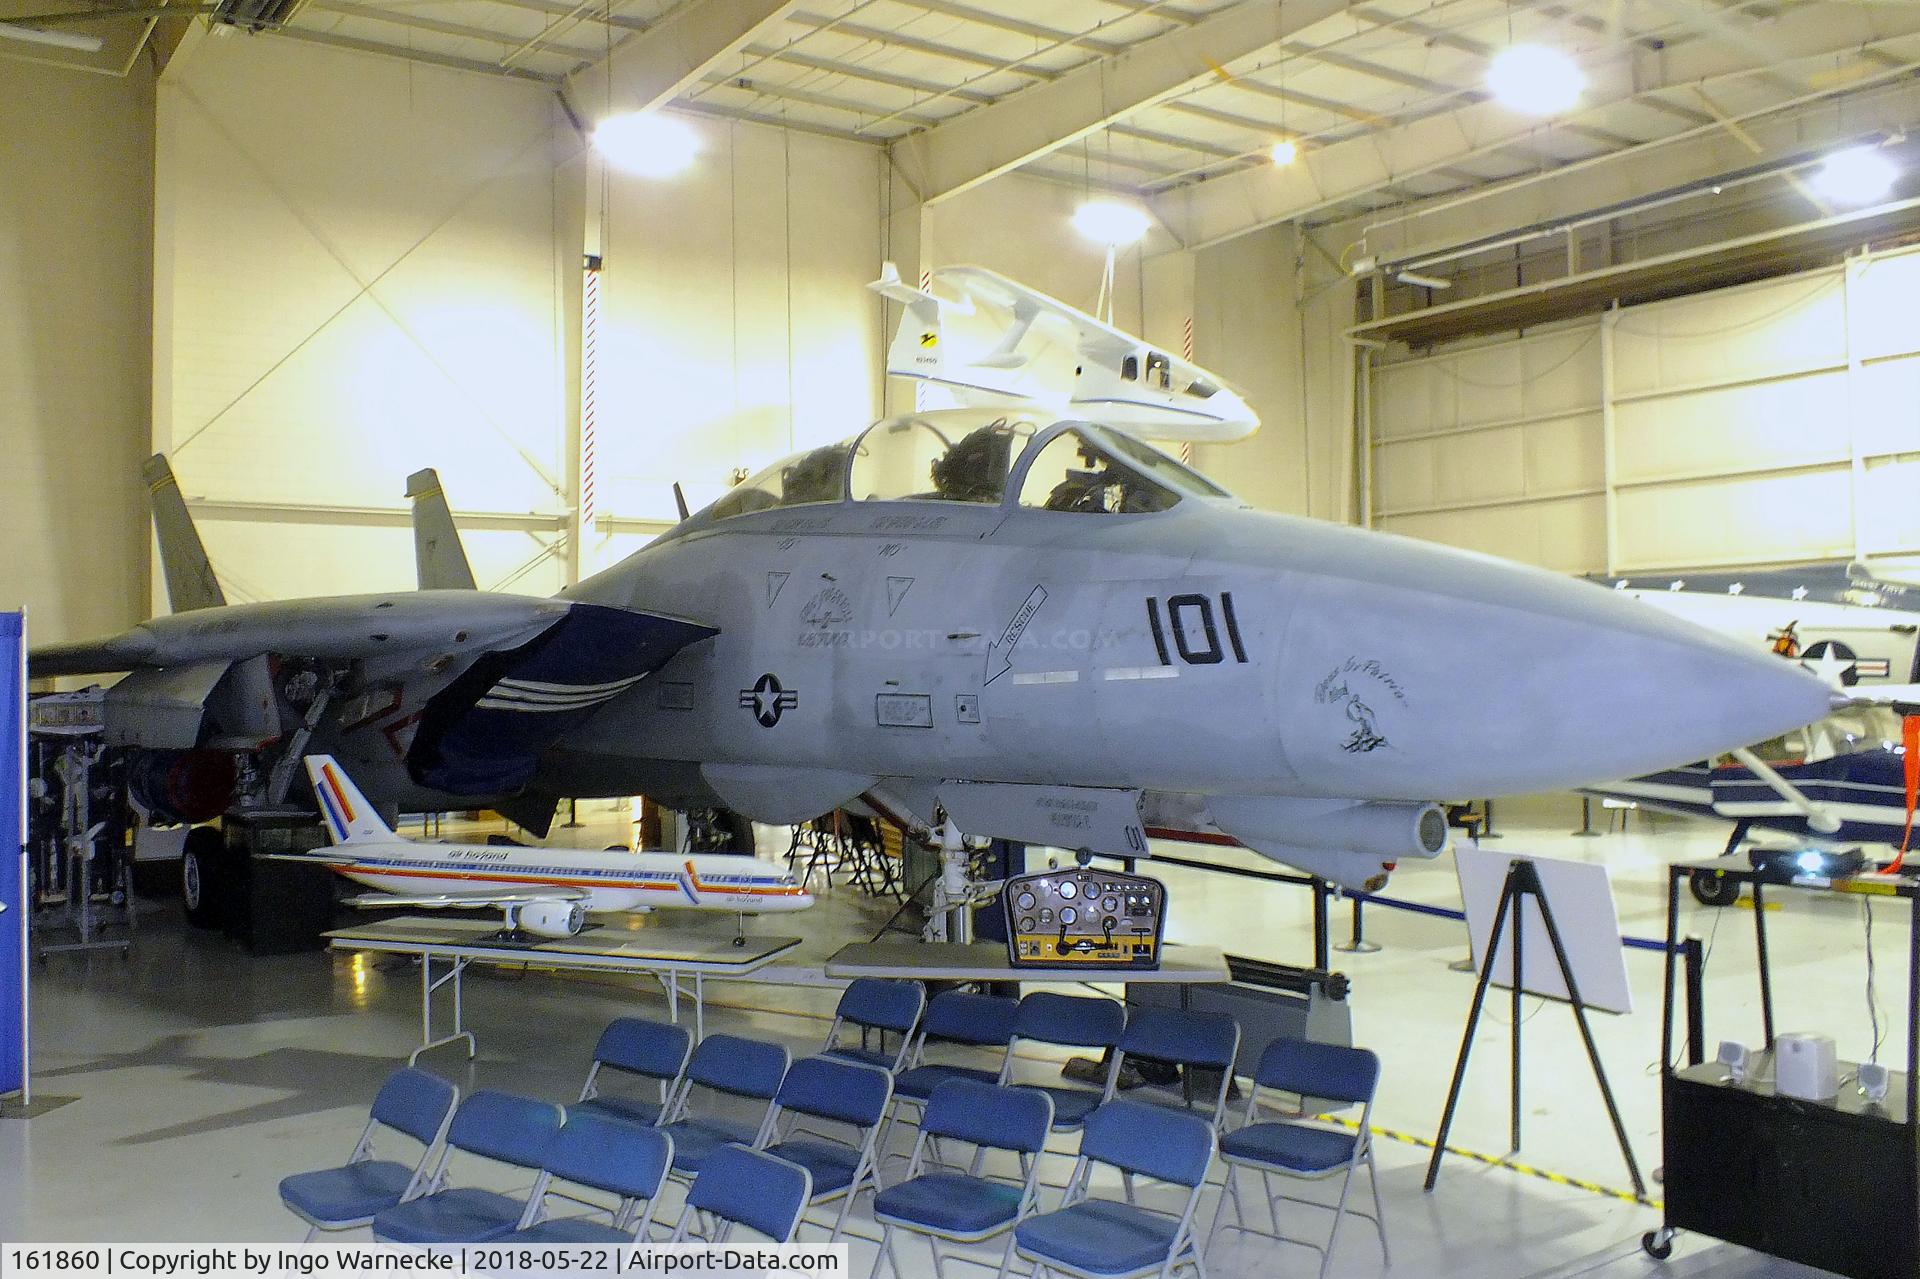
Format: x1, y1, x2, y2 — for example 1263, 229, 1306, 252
538, 411, 1829, 887
37, 410, 1835, 891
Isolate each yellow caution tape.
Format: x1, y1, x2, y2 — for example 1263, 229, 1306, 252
1318, 1114, 1662, 1210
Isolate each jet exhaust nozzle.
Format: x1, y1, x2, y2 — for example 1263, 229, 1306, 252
1208, 797, 1450, 863
128, 749, 238, 825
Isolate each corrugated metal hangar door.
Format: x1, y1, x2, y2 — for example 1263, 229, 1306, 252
1368, 321, 1604, 573
1368, 245, 1920, 576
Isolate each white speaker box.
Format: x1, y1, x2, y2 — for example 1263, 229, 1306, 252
1775, 1033, 1839, 1102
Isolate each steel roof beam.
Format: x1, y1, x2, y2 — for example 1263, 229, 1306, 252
305, 1, 605, 61
785, 9, 1053, 77
274, 25, 561, 82
566, 0, 800, 122
697, 72, 943, 131
1153, 4, 1920, 248
740, 43, 996, 103
893, 0, 1356, 203
891, 0, 1122, 56
482, 0, 651, 32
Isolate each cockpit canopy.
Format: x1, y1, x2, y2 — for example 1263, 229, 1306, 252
703, 409, 1229, 524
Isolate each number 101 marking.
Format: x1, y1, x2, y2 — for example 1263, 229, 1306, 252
1146, 592, 1248, 666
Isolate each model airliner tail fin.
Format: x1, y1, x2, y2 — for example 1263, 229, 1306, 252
305, 755, 396, 845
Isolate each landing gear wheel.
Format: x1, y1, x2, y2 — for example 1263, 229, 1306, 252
180, 826, 225, 929
1689, 868, 1741, 908
1641, 1229, 1673, 1260
732, 936, 746, 948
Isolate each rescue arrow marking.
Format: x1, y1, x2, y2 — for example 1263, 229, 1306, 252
985, 585, 1048, 685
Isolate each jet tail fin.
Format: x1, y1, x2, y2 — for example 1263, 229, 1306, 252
143, 454, 225, 612
305, 755, 396, 845
406, 468, 478, 591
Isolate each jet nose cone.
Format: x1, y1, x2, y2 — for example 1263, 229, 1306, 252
1275, 532, 1835, 799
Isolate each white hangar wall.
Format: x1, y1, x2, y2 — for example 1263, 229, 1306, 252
1186, 225, 1356, 523
1368, 321, 1605, 573
1365, 246, 1920, 575
0, 58, 155, 645
583, 115, 885, 577
153, 31, 574, 606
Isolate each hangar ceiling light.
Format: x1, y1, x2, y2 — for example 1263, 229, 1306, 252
1486, 44, 1584, 116
1270, 139, 1299, 168
594, 112, 699, 179
1071, 200, 1151, 248
1812, 145, 1899, 206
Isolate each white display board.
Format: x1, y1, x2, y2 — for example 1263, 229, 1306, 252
1454, 846, 1633, 1016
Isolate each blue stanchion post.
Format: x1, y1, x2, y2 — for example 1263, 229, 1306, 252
0, 612, 25, 1102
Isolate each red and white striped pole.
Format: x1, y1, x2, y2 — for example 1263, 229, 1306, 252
581, 258, 601, 533
1180, 315, 1195, 465
914, 268, 933, 413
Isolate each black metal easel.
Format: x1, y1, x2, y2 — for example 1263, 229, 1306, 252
1423, 857, 1646, 1199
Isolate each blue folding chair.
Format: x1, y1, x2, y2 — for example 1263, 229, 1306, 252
659, 1033, 790, 1177
1013, 1101, 1214, 1279
762, 1055, 894, 1240
1115, 1008, 1241, 1131
823, 978, 927, 1073
1205, 1039, 1388, 1279
870, 1080, 1053, 1279
280, 1067, 458, 1240
371, 1091, 564, 1244
669, 1144, 813, 1244
1001, 993, 1127, 1133
507, 1114, 673, 1243
572, 1017, 692, 1128
882, 992, 1020, 1162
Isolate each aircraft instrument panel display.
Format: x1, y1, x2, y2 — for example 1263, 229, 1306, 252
1002, 868, 1165, 969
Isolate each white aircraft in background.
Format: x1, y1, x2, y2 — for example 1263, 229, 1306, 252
295, 755, 813, 939
871, 262, 1258, 442
1606, 562, 1920, 689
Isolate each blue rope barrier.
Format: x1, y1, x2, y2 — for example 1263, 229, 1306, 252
1102, 847, 1677, 956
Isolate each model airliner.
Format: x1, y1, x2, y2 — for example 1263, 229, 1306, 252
290, 755, 812, 938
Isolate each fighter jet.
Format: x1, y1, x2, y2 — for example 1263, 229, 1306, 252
281, 755, 811, 938
33, 274, 1837, 893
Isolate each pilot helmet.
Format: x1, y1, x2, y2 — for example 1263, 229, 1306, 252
931, 422, 1013, 502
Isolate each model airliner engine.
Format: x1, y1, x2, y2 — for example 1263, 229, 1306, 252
513, 900, 587, 939
1003, 867, 1166, 969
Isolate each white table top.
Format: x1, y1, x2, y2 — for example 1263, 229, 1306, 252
825, 940, 1229, 984
326, 915, 801, 972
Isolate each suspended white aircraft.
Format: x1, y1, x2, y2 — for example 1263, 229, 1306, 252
286, 755, 813, 939
870, 262, 1258, 442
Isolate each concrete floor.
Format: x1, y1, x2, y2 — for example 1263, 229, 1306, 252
2, 796, 1892, 1277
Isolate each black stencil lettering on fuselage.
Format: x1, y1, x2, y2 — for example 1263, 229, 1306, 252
1220, 591, 1248, 663
1146, 593, 1248, 667
1146, 598, 1172, 665
1167, 594, 1223, 664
